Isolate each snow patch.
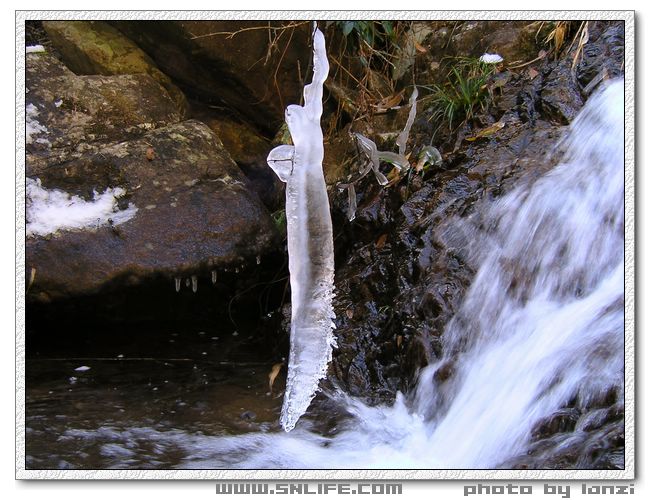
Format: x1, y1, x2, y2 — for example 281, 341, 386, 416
479, 53, 504, 64
26, 45, 46, 53
26, 177, 138, 237
26, 103, 49, 146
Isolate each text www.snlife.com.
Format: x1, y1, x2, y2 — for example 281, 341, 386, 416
216, 482, 403, 495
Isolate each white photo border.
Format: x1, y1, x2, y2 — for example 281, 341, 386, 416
15, 9, 635, 480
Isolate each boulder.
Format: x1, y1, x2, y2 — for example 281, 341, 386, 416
26, 50, 73, 84
196, 112, 283, 210
540, 61, 584, 124
575, 21, 624, 95
110, 21, 311, 134
26, 66, 181, 172
42, 20, 187, 116
26, 120, 278, 303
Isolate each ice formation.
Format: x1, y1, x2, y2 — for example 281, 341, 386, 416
26, 177, 138, 237
266, 24, 336, 432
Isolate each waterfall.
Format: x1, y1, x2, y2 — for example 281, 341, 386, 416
179, 78, 624, 469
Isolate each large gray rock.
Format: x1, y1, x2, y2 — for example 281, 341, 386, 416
26, 120, 278, 303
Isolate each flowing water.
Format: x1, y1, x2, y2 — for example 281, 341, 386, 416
25, 79, 624, 470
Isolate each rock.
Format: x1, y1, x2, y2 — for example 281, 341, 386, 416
328, 66, 567, 401
26, 71, 181, 171
195, 111, 283, 210
409, 21, 542, 87
392, 22, 434, 81
323, 123, 356, 186
26, 50, 73, 85
531, 408, 581, 440
575, 21, 624, 96
26, 120, 278, 303
540, 61, 584, 124
42, 21, 187, 116
110, 21, 311, 134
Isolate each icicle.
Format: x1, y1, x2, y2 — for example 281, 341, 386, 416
211, 270, 217, 284
174, 277, 181, 292
266, 23, 336, 432
191, 275, 198, 293
256, 255, 261, 265
396, 87, 418, 156
347, 184, 357, 222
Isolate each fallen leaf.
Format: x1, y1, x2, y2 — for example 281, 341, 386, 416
465, 120, 506, 142
554, 23, 566, 54
396, 335, 403, 349
527, 67, 539, 80
268, 362, 284, 395
572, 22, 590, 70
413, 39, 427, 53
27, 267, 36, 292
372, 89, 405, 111
345, 308, 354, 319
146, 147, 155, 161
375, 233, 388, 249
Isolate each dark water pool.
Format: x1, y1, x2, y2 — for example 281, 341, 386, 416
25, 325, 287, 469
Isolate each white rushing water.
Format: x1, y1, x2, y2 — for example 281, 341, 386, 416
177, 78, 623, 469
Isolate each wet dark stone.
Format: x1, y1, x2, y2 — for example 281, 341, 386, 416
576, 22, 625, 95
541, 61, 584, 124
531, 408, 581, 440
240, 410, 256, 421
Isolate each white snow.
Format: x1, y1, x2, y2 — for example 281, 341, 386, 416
26, 45, 46, 53
479, 53, 504, 64
74, 366, 91, 372
26, 103, 49, 146
26, 177, 138, 237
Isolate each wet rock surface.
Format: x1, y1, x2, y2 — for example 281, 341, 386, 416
322, 20, 624, 467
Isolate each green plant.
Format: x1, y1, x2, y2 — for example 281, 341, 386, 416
426, 57, 497, 134
271, 209, 286, 233
331, 21, 396, 51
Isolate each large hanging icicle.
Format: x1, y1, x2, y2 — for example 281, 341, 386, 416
266, 24, 336, 432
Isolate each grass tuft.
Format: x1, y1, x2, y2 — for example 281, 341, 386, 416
425, 57, 498, 136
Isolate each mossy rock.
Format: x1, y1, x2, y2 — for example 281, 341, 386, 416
42, 20, 187, 116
